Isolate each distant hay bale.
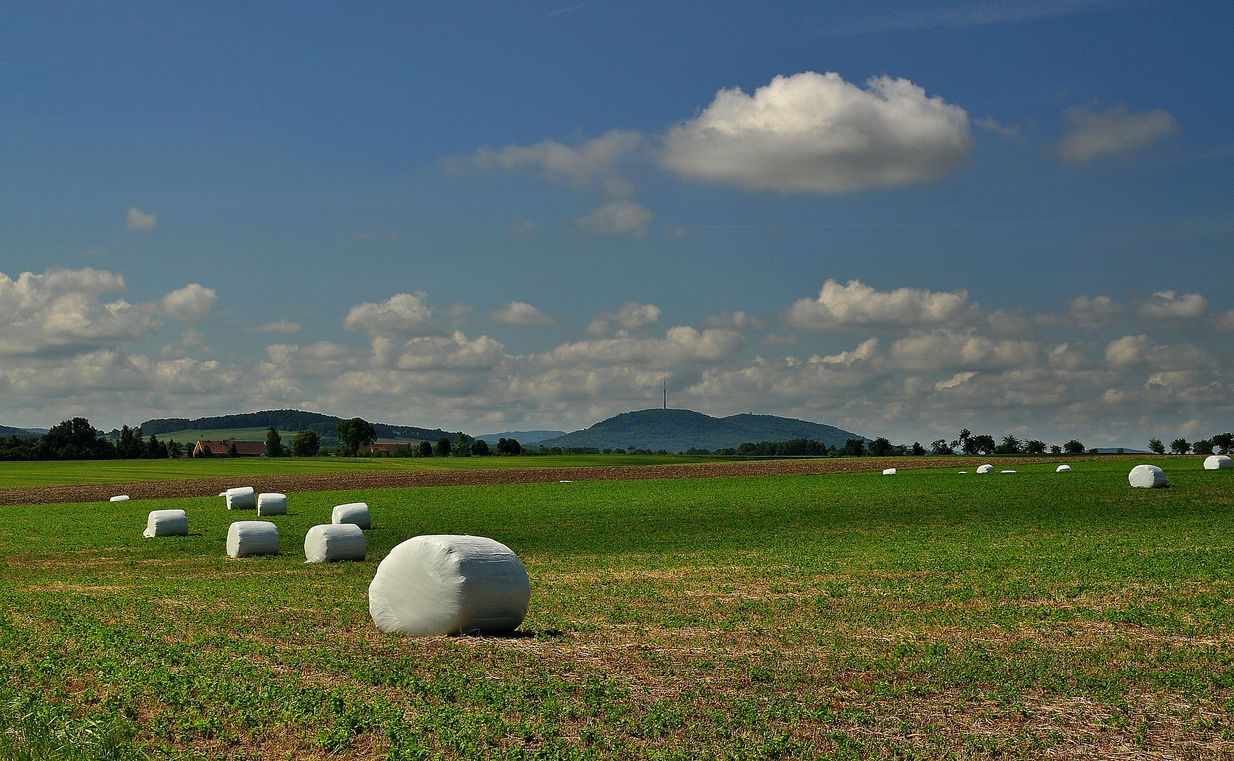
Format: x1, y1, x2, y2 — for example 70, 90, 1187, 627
976, 464, 994, 474
110, 495, 130, 502
304, 524, 367, 563
143, 509, 187, 538
226, 521, 280, 558
369, 535, 530, 636
957, 471, 968, 474
882, 468, 897, 475
1000, 470, 1017, 474
257, 492, 287, 516
332, 502, 371, 530
1128, 464, 1167, 489
222, 487, 256, 510
1056, 464, 1072, 473
1204, 455, 1233, 471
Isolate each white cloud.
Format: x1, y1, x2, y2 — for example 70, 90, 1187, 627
934, 371, 978, 391
0, 267, 158, 356
159, 283, 216, 321
1140, 290, 1208, 319
253, 320, 303, 334
344, 292, 438, 336
125, 207, 157, 231
463, 129, 641, 196
701, 310, 766, 331
1057, 104, 1179, 163
548, 326, 742, 368
587, 302, 662, 336
1061, 295, 1120, 331
1215, 310, 1234, 332
492, 301, 553, 326
786, 279, 972, 332
888, 330, 1041, 372
660, 71, 971, 193
575, 200, 652, 238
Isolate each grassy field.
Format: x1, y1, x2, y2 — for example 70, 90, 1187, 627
1, 459, 1232, 759
0, 454, 729, 489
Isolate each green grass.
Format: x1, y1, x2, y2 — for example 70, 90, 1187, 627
0, 454, 729, 489
1, 459, 1233, 758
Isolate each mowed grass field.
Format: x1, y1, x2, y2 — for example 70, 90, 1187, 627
0, 454, 728, 489
1, 459, 1233, 759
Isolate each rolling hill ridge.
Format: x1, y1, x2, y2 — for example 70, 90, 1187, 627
537, 409, 865, 453
137, 410, 456, 442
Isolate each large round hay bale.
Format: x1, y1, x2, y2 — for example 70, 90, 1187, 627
226, 521, 280, 557
222, 487, 257, 510
143, 509, 188, 538
369, 535, 530, 636
1129, 464, 1167, 489
1056, 464, 1072, 473
332, 502, 371, 530
976, 464, 994, 474
257, 492, 287, 516
1204, 455, 1233, 470
304, 524, 366, 563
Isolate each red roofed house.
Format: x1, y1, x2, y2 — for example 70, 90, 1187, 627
193, 440, 265, 457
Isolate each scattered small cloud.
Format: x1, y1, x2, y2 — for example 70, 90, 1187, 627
344, 291, 438, 336
1140, 290, 1208, 319
976, 116, 1022, 141
659, 71, 972, 194
253, 320, 303, 334
508, 219, 537, 241
125, 207, 157, 231
1056, 104, 1179, 163
492, 301, 554, 326
575, 200, 652, 238
786, 279, 973, 332
160, 283, 216, 321
587, 302, 662, 336
460, 129, 641, 197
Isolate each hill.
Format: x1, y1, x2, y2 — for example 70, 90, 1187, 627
137, 409, 456, 442
474, 430, 566, 445
0, 424, 42, 439
537, 409, 865, 453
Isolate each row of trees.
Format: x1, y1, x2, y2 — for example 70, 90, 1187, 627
681, 431, 1090, 458
1147, 432, 1232, 456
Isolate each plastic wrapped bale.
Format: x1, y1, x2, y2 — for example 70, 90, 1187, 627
332, 502, 371, 530
222, 487, 257, 510
882, 468, 897, 475
1204, 455, 1233, 471
976, 464, 994, 474
1056, 464, 1072, 473
257, 492, 287, 516
1129, 464, 1167, 489
226, 521, 280, 558
143, 509, 188, 538
369, 535, 531, 636
304, 524, 366, 563
1000, 470, 1017, 474
110, 495, 130, 502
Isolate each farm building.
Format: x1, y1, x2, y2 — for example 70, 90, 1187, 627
192, 440, 265, 458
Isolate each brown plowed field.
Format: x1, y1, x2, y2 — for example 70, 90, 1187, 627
0, 456, 1108, 506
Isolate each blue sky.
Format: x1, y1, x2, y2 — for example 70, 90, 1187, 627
2, 0, 1232, 446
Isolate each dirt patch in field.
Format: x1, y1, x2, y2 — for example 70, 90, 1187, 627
0, 456, 1101, 506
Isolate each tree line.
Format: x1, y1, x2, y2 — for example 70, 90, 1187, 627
1146, 432, 1232, 456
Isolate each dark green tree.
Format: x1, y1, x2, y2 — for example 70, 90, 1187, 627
417, 440, 434, 457
167, 440, 184, 459
1147, 437, 1165, 455
1212, 433, 1234, 454
971, 434, 996, 455
841, 438, 866, 457
264, 427, 284, 457
434, 437, 452, 457
1062, 439, 1086, 455
117, 425, 140, 459
911, 441, 926, 456
1026, 439, 1046, 454
1169, 438, 1190, 455
291, 430, 321, 457
471, 439, 490, 456
144, 434, 167, 459
867, 437, 894, 456
1192, 439, 1215, 455
39, 418, 114, 460
335, 418, 376, 456
930, 439, 954, 455
496, 437, 522, 455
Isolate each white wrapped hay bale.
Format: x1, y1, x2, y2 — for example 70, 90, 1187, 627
1056, 464, 1072, 473
882, 468, 897, 475
1204, 455, 1233, 471
332, 502, 371, 530
976, 464, 994, 474
1129, 464, 1167, 489
1000, 469, 1017, 474
110, 495, 130, 502
226, 521, 280, 558
143, 509, 188, 538
304, 524, 366, 563
369, 535, 531, 636
257, 492, 287, 516
222, 487, 257, 510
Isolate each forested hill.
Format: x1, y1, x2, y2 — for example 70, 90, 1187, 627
0, 424, 42, 439
137, 410, 456, 441
537, 409, 865, 453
